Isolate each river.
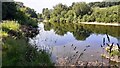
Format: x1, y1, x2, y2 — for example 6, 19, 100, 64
29, 22, 120, 66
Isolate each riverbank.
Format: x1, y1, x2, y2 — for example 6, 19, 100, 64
1, 21, 53, 66
1, 2, 53, 66
42, 20, 120, 26
79, 22, 120, 26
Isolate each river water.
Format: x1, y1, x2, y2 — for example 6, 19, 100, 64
29, 22, 120, 66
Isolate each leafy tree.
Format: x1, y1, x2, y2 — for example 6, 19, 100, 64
2, 2, 17, 20
26, 7, 38, 18
53, 3, 68, 15
42, 8, 51, 19
72, 2, 91, 16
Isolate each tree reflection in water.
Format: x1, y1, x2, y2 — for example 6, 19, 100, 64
44, 22, 120, 40
44, 22, 92, 40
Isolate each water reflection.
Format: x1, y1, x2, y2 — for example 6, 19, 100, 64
29, 22, 119, 65
44, 22, 120, 38
44, 22, 92, 40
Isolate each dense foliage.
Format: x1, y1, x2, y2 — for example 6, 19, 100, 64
1, 21, 20, 31
2, 2, 17, 20
88, 1, 120, 8
41, 1, 120, 23
2, 2, 38, 27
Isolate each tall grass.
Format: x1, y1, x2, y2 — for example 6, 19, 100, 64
2, 37, 53, 66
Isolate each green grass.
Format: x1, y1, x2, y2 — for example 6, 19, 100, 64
110, 50, 120, 56
2, 37, 27, 66
2, 37, 53, 66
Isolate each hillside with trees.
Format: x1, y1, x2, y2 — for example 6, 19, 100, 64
40, 1, 120, 23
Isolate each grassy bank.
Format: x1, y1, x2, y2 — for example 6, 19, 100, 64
1, 2, 54, 67
2, 37, 53, 66
1, 21, 53, 66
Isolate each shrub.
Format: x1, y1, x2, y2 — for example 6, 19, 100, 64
0, 30, 8, 38
1, 21, 20, 31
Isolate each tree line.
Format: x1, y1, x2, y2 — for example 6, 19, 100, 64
40, 1, 120, 23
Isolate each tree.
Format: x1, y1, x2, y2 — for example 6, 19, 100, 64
2, 2, 17, 20
72, 2, 91, 16
53, 3, 68, 15
26, 7, 37, 18
37, 13, 43, 18
42, 8, 50, 19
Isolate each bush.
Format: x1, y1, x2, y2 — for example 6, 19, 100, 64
96, 18, 102, 22
1, 21, 20, 31
0, 30, 8, 38
15, 11, 38, 28
82, 14, 89, 22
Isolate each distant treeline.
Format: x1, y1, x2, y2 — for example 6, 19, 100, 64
88, 1, 120, 7
39, 1, 120, 23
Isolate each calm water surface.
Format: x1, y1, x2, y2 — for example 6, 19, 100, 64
29, 22, 120, 65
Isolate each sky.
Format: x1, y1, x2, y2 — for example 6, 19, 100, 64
14, 0, 103, 13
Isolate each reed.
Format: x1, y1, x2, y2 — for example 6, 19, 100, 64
74, 45, 90, 65
117, 43, 120, 52
106, 34, 110, 43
